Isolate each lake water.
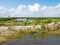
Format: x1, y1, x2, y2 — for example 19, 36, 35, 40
2, 33, 60, 45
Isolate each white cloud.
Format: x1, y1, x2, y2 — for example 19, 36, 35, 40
0, 3, 60, 17
41, 6, 47, 10
28, 3, 40, 12
0, 6, 7, 14
55, 4, 60, 8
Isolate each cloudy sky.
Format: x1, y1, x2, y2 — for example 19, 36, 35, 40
0, 0, 60, 17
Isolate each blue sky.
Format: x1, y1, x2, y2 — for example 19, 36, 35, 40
0, 0, 60, 17
0, 0, 60, 8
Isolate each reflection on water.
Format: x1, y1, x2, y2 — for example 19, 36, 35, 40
2, 33, 60, 45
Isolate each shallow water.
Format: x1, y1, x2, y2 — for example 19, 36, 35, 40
2, 33, 60, 45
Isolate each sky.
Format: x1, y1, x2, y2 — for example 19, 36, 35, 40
0, 0, 60, 17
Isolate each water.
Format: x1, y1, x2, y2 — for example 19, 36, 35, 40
2, 33, 60, 45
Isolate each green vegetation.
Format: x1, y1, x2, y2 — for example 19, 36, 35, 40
0, 17, 60, 26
